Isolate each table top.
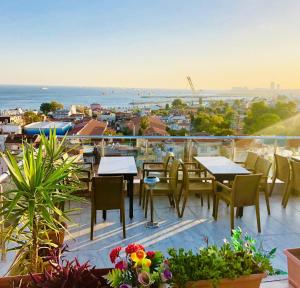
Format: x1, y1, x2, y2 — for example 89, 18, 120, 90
194, 156, 250, 176
98, 156, 138, 175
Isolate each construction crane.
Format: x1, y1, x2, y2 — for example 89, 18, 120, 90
186, 76, 202, 106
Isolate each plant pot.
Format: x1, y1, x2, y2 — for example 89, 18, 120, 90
0, 273, 41, 288
284, 248, 300, 287
185, 273, 266, 288
0, 268, 112, 288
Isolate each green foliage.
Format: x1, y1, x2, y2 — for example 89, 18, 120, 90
243, 100, 298, 134
192, 101, 235, 135
40, 101, 64, 115
140, 116, 150, 130
23, 111, 44, 125
168, 228, 275, 288
167, 128, 188, 136
172, 99, 187, 109
0, 130, 82, 274
40, 103, 52, 115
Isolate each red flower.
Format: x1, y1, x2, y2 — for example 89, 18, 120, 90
110, 246, 122, 263
125, 243, 145, 255
115, 260, 127, 270
146, 251, 156, 258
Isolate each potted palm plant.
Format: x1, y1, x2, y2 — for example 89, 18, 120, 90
168, 228, 276, 288
0, 130, 83, 287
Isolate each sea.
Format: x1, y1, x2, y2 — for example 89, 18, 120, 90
0, 85, 192, 111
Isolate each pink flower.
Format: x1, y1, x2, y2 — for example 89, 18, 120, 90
110, 246, 122, 263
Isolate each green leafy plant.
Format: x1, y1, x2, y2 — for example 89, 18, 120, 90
168, 228, 276, 288
0, 130, 82, 275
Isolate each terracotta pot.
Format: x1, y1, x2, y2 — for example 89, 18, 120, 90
185, 273, 266, 288
0, 273, 41, 288
284, 248, 300, 287
0, 268, 112, 288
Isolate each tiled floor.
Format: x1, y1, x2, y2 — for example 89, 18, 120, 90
1, 192, 300, 285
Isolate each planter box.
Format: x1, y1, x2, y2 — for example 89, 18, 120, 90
186, 273, 266, 288
284, 248, 300, 287
0, 268, 112, 288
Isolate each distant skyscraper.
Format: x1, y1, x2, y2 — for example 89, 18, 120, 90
270, 82, 275, 90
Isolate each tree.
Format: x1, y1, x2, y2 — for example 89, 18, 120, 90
172, 99, 187, 109
40, 102, 52, 115
23, 111, 43, 125
165, 103, 170, 110
243, 99, 298, 134
40, 101, 63, 115
50, 101, 64, 112
192, 111, 234, 135
140, 116, 150, 130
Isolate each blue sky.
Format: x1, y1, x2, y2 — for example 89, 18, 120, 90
0, 0, 299, 89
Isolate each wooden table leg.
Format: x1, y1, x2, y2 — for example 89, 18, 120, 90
127, 175, 134, 220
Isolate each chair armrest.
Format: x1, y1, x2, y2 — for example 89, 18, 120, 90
216, 181, 232, 192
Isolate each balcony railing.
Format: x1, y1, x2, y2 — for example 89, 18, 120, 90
2, 135, 300, 182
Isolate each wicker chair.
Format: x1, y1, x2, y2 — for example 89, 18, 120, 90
254, 157, 272, 215
283, 160, 300, 208
270, 154, 291, 207
140, 153, 174, 207
90, 176, 126, 240
177, 160, 215, 218
214, 174, 262, 233
236, 151, 258, 171
144, 159, 180, 220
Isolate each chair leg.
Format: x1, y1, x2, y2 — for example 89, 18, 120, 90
207, 193, 210, 210
179, 195, 188, 218
142, 183, 147, 209
230, 205, 234, 235
263, 187, 271, 215
139, 179, 143, 206
269, 176, 276, 196
102, 210, 107, 221
282, 182, 292, 208
255, 203, 261, 233
214, 196, 219, 220
90, 209, 94, 241
200, 194, 204, 206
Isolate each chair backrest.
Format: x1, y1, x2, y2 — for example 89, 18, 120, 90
91, 176, 124, 210
254, 157, 271, 180
163, 153, 175, 171
274, 154, 290, 182
244, 152, 258, 170
168, 159, 180, 190
232, 174, 262, 207
291, 160, 300, 193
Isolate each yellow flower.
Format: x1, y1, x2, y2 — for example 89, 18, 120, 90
131, 249, 151, 268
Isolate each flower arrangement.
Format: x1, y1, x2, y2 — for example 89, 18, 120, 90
106, 243, 172, 288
